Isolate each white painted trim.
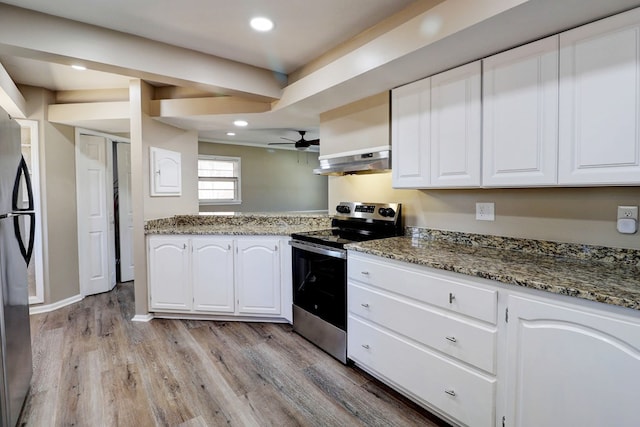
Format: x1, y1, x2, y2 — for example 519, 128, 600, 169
29, 294, 83, 315
131, 314, 154, 322
152, 313, 290, 323
318, 145, 391, 160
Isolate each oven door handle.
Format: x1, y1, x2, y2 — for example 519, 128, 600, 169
290, 240, 347, 259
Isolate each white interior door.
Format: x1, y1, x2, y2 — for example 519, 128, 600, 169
117, 142, 134, 282
76, 133, 116, 296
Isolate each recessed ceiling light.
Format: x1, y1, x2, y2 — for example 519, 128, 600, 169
71, 65, 87, 71
233, 120, 248, 127
250, 17, 274, 32
226, 132, 236, 136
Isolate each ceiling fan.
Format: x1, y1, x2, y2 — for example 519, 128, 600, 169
268, 130, 320, 150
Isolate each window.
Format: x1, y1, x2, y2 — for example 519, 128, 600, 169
198, 155, 241, 204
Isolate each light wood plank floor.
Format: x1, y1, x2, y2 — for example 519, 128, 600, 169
19, 282, 451, 426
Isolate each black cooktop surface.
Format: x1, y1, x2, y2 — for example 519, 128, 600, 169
291, 228, 392, 249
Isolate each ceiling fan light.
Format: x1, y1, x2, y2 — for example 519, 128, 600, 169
226, 132, 236, 136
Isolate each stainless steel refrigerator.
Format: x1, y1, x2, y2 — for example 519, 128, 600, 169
0, 107, 34, 426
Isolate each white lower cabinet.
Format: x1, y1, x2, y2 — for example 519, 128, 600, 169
503, 294, 640, 427
192, 237, 234, 313
348, 252, 640, 427
236, 238, 281, 315
147, 236, 191, 311
348, 252, 498, 427
148, 235, 290, 320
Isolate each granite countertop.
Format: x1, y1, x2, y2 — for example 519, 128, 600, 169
145, 213, 332, 236
346, 229, 640, 311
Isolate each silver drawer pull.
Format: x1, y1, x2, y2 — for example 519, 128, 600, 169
361, 344, 370, 349
445, 336, 457, 343
445, 389, 456, 397
449, 292, 455, 304
361, 271, 370, 276
361, 303, 370, 308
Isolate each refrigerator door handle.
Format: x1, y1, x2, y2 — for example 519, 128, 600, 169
12, 156, 34, 212
13, 213, 35, 265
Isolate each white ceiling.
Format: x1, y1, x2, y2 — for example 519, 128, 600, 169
0, 0, 415, 74
2, 0, 640, 148
0, 0, 416, 147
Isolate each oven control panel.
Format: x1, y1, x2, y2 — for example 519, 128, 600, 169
334, 202, 401, 222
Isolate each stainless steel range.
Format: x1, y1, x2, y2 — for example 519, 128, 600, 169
290, 202, 402, 363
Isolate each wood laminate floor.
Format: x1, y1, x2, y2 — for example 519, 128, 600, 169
19, 282, 451, 426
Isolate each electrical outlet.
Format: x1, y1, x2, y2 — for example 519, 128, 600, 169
476, 202, 495, 221
617, 206, 638, 220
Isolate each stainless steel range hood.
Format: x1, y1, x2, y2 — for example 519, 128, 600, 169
313, 147, 391, 176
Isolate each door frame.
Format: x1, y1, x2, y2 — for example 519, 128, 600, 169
75, 128, 130, 296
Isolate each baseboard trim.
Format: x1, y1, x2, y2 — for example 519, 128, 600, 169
131, 314, 154, 322
29, 294, 84, 315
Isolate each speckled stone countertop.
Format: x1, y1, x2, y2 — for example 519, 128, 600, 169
346, 228, 640, 311
145, 213, 332, 236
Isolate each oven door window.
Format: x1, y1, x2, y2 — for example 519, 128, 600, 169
292, 247, 346, 331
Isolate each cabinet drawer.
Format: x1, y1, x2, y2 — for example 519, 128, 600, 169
349, 255, 497, 324
348, 316, 496, 427
349, 282, 497, 373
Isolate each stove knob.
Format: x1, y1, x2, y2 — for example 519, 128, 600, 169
336, 205, 351, 214
378, 208, 395, 217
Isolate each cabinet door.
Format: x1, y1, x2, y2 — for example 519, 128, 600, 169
505, 295, 640, 427
559, 9, 640, 185
391, 78, 431, 188
430, 61, 481, 187
235, 238, 281, 316
483, 36, 559, 187
150, 146, 182, 196
147, 236, 191, 311
192, 237, 235, 313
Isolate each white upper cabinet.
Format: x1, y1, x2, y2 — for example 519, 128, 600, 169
150, 146, 182, 196
391, 61, 481, 189
559, 9, 640, 185
430, 61, 482, 187
391, 77, 431, 188
483, 36, 559, 187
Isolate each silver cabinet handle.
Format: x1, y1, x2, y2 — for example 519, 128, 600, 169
361, 303, 370, 308
361, 344, 370, 349
361, 271, 370, 276
449, 292, 455, 304
183, 244, 187, 249
227, 244, 231, 250
445, 336, 457, 343
445, 389, 456, 397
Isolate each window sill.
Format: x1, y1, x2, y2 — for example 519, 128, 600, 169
199, 200, 242, 206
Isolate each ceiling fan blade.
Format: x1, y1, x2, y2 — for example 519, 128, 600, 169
280, 137, 297, 142
307, 139, 320, 145
268, 142, 295, 145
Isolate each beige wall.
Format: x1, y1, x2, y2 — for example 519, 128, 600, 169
143, 121, 199, 220
130, 79, 200, 315
199, 142, 328, 213
329, 173, 640, 249
21, 85, 80, 304
319, 92, 389, 157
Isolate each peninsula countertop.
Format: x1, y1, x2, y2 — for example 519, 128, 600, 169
144, 213, 332, 236
346, 229, 640, 312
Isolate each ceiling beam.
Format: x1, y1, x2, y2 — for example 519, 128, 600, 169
150, 96, 271, 118
0, 3, 286, 101
0, 61, 26, 118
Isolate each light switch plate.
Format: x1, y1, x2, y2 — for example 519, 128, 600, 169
476, 202, 495, 221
